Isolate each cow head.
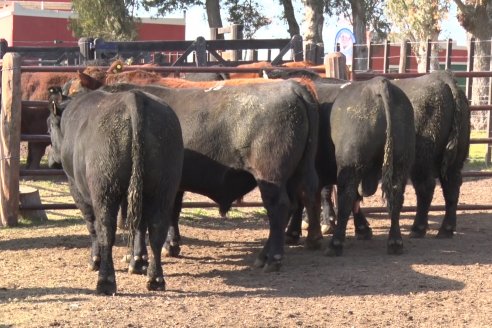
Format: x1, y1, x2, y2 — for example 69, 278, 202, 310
47, 86, 68, 169
62, 71, 103, 97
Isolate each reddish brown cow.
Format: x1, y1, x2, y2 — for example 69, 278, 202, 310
21, 72, 77, 169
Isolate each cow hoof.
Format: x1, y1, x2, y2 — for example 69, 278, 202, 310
147, 277, 166, 291
285, 232, 301, 245
324, 239, 343, 257
88, 256, 100, 271
409, 224, 428, 238
305, 237, 322, 250
253, 255, 267, 269
262, 260, 282, 273
163, 244, 181, 258
436, 227, 454, 239
355, 225, 373, 240
96, 279, 117, 295
387, 239, 404, 255
128, 256, 148, 275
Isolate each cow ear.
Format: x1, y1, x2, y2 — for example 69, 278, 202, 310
48, 87, 64, 116
78, 71, 102, 90
108, 60, 124, 74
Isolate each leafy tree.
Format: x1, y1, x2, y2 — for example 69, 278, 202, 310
69, 0, 139, 40
224, 0, 271, 38
386, 0, 450, 72
142, 0, 270, 39
278, 0, 300, 37
324, 0, 389, 70
453, 0, 492, 105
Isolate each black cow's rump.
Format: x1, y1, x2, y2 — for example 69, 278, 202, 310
48, 88, 183, 294
95, 79, 320, 272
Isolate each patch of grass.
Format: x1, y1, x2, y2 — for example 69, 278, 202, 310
466, 130, 492, 171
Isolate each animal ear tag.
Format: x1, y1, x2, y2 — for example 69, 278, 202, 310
48, 87, 64, 116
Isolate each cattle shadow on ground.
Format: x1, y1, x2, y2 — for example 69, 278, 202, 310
0, 232, 131, 251
166, 213, 491, 298
179, 215, 268, 232
0, 287, 92, 304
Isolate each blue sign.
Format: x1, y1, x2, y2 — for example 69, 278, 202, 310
334, 28, 355, 63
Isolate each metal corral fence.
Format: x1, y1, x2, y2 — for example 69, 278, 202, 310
1, 47, 492, 226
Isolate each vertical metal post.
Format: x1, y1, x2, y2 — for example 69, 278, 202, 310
383, 40, 390, 73
445, 38, 453, 70
466, 38, 475, 101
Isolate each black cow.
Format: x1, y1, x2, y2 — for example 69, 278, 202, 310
47, 87, 184, 295
70, 76, 320, 272
340, 71, 470, 238
327, 77, 415, 255
282, 76, 416, 255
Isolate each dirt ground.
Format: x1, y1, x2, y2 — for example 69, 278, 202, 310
1, 170, 492, 327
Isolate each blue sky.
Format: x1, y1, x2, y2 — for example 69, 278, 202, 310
144, 2, 468, 50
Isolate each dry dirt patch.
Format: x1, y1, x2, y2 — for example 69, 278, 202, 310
1, 177, 492, 327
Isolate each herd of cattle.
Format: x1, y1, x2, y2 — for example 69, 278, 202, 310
19, 60, 470, 295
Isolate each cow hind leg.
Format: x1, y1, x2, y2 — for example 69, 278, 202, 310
128, 222, 149, 275
321, 185, 337, 235
325, 168, 358, 257
93, 204, 119, 295
254, 181, 290, 273
163, 191, 184, 257
353, 199, 373, 240
409, 173, 436, 238
26, 143, 47, 170
285, 202, 303, 245
437, 170, 462, 238
386, 181, 406, 255
67, 180, 100, 271
145, 201, 170, 291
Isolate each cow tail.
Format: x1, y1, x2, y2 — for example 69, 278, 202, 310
440, 71, 470, 179
126, 91, 145, 241
379, 79, 395, 207
292, 80, 319, 195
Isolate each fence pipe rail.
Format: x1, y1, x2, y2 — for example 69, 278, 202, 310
7, 60, 492, 222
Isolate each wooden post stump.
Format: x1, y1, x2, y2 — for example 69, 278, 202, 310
324, 52, 348, 79
19, 185, 48, 222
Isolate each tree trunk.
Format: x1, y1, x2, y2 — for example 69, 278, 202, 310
472, 38, 491, 106
206, 0, 223, 39
350, 0, 367, 71
280, 0, 300, 37
454, 0, 492, 106
414, 32, 440, 73
302, 0, 324, 63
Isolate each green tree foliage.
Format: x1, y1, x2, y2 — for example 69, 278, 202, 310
324, 0, 390, 42
386, 0, 450, 72
224, 0, 271, 38
454, 0, 492, 106
140, 0, 203, 17
69, 0, 139, 40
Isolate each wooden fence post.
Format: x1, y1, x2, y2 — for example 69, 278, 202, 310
78, 37, 94, 64
324, 52, 347, 79
194, 37, 207, 67
0, 53, 21, 227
